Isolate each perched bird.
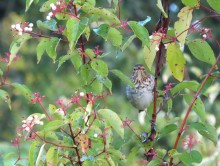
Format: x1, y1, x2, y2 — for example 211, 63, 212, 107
126, 64, 155, 124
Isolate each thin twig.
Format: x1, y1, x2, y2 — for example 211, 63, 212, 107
169, 54, 220, 165
68, 123, 82, 166
39, 101, 52, 121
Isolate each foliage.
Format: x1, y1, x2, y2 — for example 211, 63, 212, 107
0, 0, 220, 165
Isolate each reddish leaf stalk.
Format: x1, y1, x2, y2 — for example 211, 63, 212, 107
38, 101, 52, 121
28, 31, 68, 42
34, 131, 74, 148
62, 154, 75, 165
85, 111, 97, 134
2, 66, 10, 84
176, 15, 220, 39
14, 142, 21, 165
68, 123, 82, 166
94, 135, 107, 158
200, 5, 219, 15
169, 54, 220, 166
127, 125, 142, 141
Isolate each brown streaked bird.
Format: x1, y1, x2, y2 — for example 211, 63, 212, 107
126, 64, 155, 124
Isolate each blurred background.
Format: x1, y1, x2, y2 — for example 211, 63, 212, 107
0, 0, 220, 165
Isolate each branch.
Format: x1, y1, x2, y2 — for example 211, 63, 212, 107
68, 123, 82, 166
34, 131, 74, 148
169, 54, 220, 165
149, 0, 169, 142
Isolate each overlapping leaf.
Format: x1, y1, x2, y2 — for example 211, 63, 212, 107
174, 7, 193, 47
167, 43, 186, 81
188, 39, 216, 65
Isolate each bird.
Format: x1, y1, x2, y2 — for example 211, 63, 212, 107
126, 64, 155, 124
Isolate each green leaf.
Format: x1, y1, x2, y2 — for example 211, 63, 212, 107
144, 34, 162, 70
190, 122, 207, 131
29, 141, 40, 166
156, 0, 168, 18
81, 3, 120, 24
44, 120, 66, 131
40, 0, 57, 12
184, 94, 206, 122
156, 148, 167, 159
175, 7, 193, 47
111, 69, 134, 88
57, 54, 74, 71
55, 13, 70, 20
57, 49, 82, 71
107, 27, 122, 47
74, 0, 96, 6
180, 150, 202, 166
129, 21, 150, 47
190, 122, 217, 144
190, 150, 202, 163
171, 81, 199, 95
46, 146, 58, 166
0, 89, 11, 110
84, 26, 91, 41
121, 35, 136, 51
147, 159, 161, 166
167, 99, 172, 113
70, 111, 84, 127
36, 38, 49, 64
85, 49, 96, 59
90, 79, 103, 95
83, 160, 95, 166
80, 64, 95, 84
25, 0, 34, 11
70, 50, 82, 71
188, 39, 216, 65
91, 60, 108, 77
66, 17, 89, 49
167, 43, 186, 82
96, 76, 112, 92
126, 147, 139, 164
168, 149, 179, 157
12, 83, 32, 100
9, 34, 32, 65
77, 17, 89, 36
93, 24, 110, 40
207, 0, 220, 13
37, 19, 58, 31
36, 143, 45, 166
46, 37, 60, 63
108, 148, 125, 161
182, 0, 200, 7
66, 18, 80, 48
106, 155, 115, 166
98, 109, 124, 138
159, 124, 177, 137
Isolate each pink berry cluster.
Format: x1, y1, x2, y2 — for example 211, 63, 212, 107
46, 1, 62, 20
21, 114, 45, 132
11, 22, 33, 36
